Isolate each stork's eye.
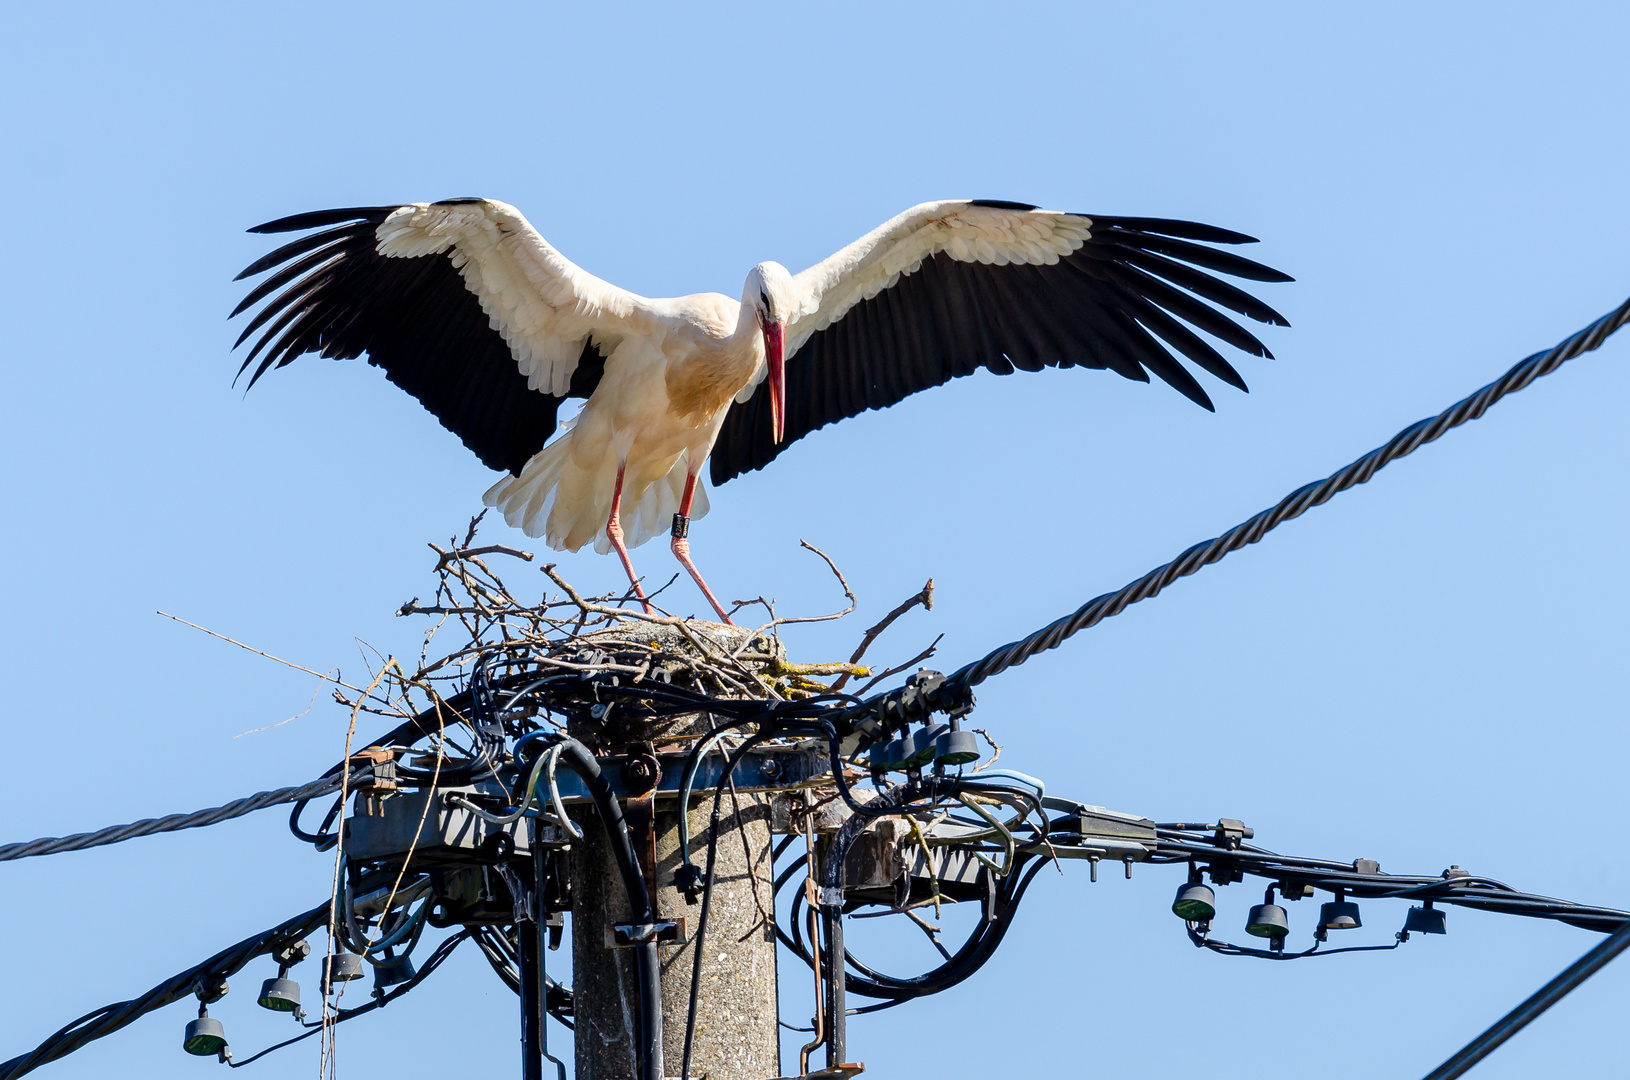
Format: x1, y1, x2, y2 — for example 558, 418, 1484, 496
759, 289, 773, 317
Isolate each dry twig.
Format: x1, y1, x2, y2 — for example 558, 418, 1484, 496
856, 634, 944, 695
831, 578, 934, 691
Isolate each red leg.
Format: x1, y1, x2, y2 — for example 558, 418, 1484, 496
606, 464, 652, 615
671, 473, 734, 625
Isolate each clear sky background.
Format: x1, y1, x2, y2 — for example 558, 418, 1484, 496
3, 3, 1627, 1078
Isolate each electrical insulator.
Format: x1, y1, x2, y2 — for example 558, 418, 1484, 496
182, 1007, 228, 1058
1245, 887, 1290, 939
1318, 891, 1362, 931
901, 724, 948, 769
1403, 902, 1447, 935
322, 952, 365, 993
257, 977, 301, 1013
1172, 881, 1217, 921
373, 958, 416, 995
934, 727, 980, 766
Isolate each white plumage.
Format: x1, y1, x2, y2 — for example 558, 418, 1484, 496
235, 197, 1291, 622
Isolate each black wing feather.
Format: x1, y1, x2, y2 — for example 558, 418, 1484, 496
231, 206, 603, 476
1094, 227, 1293, 283
248, 206, 402, 234
234, 223, 363, 281
229, 234, 358, 318
1085, 215, 1261, 245
710, 214, 1291, 485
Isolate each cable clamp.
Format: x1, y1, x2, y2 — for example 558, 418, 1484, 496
1213, 818, 1253, 850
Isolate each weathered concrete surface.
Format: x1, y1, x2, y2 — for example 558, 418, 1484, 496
570, 795, 778, 1080
565, 618, 785, 1080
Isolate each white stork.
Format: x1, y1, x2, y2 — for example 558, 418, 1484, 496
232, 198, 1291, 623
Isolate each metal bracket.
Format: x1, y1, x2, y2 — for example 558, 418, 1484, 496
351, 748, 399, 790
544, 745, 826, 804
192, 974, 229, 1004
624, 748, 662, 906
774, 1065, 865, 1080
1039, 805, 1159, 865
1214, 818, 1254, 850
351, 748, 399, 816
605, 918, 687, 948
344, 783, 563, 864
270, 939, 310, 968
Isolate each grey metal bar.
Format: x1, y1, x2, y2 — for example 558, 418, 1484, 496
547, 746, 827, 804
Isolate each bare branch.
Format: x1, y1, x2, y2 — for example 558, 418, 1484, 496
773, 541, 858, 626
767, 661, 871, 678
157, 611, 371, 696
832, 579, 935, 691
432, 543, 535, 573
856, 633, 944, 694
461, 509, 487, 548
969, 728, 1003, 772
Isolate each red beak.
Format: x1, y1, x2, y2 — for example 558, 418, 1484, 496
762, 318, 786, 444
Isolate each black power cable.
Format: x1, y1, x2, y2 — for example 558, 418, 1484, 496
839, 292, 1630, 731
1422, 918, 1630, 1080
224, 929, 469, 1068
1, 770, 369, 863
469, 926, 574, 1028
0, 904, 329, 1080
525, 736, 663, 1080
950, 293, 1630, 693
778, 846, 1047, 1003
1146, 830, 1630, 934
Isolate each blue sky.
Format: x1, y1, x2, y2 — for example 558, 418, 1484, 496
3, 3, 1627, 1078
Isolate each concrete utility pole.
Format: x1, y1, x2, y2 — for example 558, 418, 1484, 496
571, 797, 777, 1080
567, 623, 782, 1080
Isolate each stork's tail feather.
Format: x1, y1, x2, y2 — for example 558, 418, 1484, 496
483, 437, 577, 549
484, 439, 708, 554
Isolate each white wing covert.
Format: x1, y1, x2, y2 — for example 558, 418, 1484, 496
787, 201, 1094, 354
711, 199, 1293, 484
232, 198, 661, 475
373, 199, 655, 396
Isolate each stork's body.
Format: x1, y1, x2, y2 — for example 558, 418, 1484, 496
486, 286, 774, 616
233, 198, 1293, 621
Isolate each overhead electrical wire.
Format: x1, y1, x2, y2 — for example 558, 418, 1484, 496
0, 904, 330, 1080
841, 291, 1630, 730
1147, 826, 1630, 934
223, 929, 470, 1069
1422, 918, 1630, 1080
0, 769, 371, 862
948, 292, 1630, 694
11, 293, 1630, 1080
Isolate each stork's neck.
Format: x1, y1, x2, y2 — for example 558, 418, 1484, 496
664, 298, 765, 422
729, 294, 762, 345
712, 298, 759, 376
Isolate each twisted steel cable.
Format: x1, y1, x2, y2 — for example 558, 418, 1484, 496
948, 293, 1630, 693
0, 769, 367, 863
0, 903, 328, 1079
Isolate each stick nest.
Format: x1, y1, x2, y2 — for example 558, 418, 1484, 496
334, 513, 939, 750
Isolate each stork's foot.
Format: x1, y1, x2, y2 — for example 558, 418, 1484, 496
671, 514, 733, 625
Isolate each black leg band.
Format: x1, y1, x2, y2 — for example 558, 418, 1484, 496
671, 513, 690, 540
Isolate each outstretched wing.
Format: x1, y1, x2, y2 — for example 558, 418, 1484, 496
231, 198, 659, 475
709, 200, 1292, 485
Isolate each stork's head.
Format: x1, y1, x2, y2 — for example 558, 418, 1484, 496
743, 261, 796, 443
